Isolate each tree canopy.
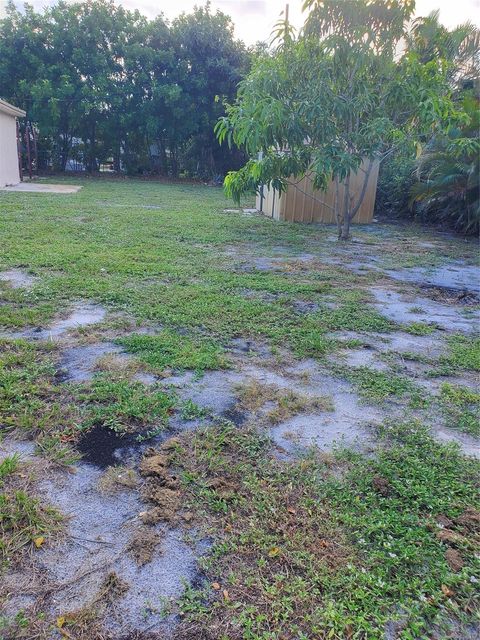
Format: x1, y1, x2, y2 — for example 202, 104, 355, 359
216, 0, 474, 238
0, 0, 249, 177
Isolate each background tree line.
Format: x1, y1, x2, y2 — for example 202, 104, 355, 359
0, 0, 250, 179
1, 0, 478, 234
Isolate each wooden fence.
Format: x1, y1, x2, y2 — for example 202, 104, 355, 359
256, 159, 379, 224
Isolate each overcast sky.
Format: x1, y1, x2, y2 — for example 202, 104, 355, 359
4, 0, 479, 43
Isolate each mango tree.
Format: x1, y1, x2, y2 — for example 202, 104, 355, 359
216, 0, 464, 239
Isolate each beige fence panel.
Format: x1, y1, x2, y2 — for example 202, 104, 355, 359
256, 159, 379, 224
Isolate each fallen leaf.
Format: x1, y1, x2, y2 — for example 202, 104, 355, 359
223, 589, 230, 601
372, 475, 390, 497
441, 584, 454, 597
268, 546, 281, 558
57, 616, 66, 628
33, 536, 45, 548
287, 506, 296, 515
212, 582, 221, 590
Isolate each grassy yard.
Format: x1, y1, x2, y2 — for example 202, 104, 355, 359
0, 179, 479, 640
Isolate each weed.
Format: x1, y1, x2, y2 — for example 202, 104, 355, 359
77, 374, 176, 434
405, 321, 436, 335
439, 383, 480, 436
0, 459, 62, 567
117, 330, 228, 373
338, 365, 426, 405
441, 335, 480, 372
180, 399, 210, 421
319, 301, 396, 333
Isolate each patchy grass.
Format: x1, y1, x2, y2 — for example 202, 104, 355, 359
429, 336, 480, 377
0, 179, 478, 638
116, 330, 228, 373
170, 420, 480, 639
439, 383, 480, 437
337, 365, 426, 406
77, 374, 176, 434
0, 339, 77, 449
0, 455, 62, 568
443, 335, 480, 372
404, 321, 437, 336
319, 300, 395, 333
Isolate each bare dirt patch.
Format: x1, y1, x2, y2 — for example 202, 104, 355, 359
385, 263, 480, 296
0, 269, 38, 290
0, 445, 202, 638
4, 302, 107, 341
371, 286, 479, 333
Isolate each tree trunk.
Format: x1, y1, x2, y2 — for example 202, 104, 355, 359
57, 133, 70, 172
170, 146, 179, 177
338, 158, 375, 241
158, 139, 168, 175
113, 142, 122, 173
334, 176, 341, 237
339, 172, 351, 240
87, 118, 97, 173
340, 215, 351, 240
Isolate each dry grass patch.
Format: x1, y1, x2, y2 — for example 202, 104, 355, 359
94, 352, 141, 377
236, 379, 333, 424
0, 454, 63, 568
128, 527, 162, 566
53, 571, 129, 640
97, 465, 138, 494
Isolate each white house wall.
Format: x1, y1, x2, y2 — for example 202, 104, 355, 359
0, 109, 20, 187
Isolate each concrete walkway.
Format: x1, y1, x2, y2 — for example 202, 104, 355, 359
1, 182, 81, 193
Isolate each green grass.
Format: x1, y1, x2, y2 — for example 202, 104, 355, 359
439, 383, 480, 437
0, 339, 74, 441
172, 420, 480, 639
0, 180, 402, 362
78, 374, 176, 434
0, 178, 478, 637
337, 365, 427, 406
116, 329, 228, 373
0, 454, 19, 482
